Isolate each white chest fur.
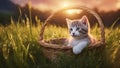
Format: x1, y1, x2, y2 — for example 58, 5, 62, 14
68, 37, 90, 46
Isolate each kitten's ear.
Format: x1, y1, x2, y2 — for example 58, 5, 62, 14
66, 18, 72, 27
80, 15, 89, 26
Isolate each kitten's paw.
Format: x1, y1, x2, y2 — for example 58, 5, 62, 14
73, 47, 82, 55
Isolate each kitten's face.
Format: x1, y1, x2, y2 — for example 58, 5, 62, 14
66, 16, 90, 37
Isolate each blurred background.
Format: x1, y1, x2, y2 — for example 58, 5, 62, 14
0, 0, 120, 27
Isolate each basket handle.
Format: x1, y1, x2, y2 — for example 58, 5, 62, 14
39, 6, 105, 44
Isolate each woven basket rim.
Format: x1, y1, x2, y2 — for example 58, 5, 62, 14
39, 38, 104, 49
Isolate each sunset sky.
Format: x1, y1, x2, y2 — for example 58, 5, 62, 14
11, 0, 120, 12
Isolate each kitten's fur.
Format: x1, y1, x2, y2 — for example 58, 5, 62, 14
66, 15, 95, 54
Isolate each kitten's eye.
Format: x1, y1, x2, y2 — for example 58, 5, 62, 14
70, 28, 73, 31
76, 27, 80, 31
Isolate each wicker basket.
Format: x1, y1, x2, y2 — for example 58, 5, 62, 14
38, 6, 105, 60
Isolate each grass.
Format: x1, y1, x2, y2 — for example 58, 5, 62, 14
0, 17, 120, 68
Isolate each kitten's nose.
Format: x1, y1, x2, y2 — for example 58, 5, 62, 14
72, 33, 75, 36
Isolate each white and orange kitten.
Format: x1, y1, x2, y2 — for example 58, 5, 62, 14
66, 15, 95, 54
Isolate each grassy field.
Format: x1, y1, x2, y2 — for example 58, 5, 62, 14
0, 18, 120, 68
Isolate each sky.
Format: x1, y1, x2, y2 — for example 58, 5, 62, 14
11, 0, 120, 12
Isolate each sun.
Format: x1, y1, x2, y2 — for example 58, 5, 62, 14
65, 9, 82, 15
59, 1, 82, 15
60, 1, 72, 8
62, 2, 70, 8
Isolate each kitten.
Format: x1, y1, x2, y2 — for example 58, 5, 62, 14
66, 15, 95, 54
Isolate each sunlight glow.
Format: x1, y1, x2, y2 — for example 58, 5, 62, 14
116, 2, 120, 9
65, 9, 82, 15
60, 1, 72, 8
59, 1, 82, 15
